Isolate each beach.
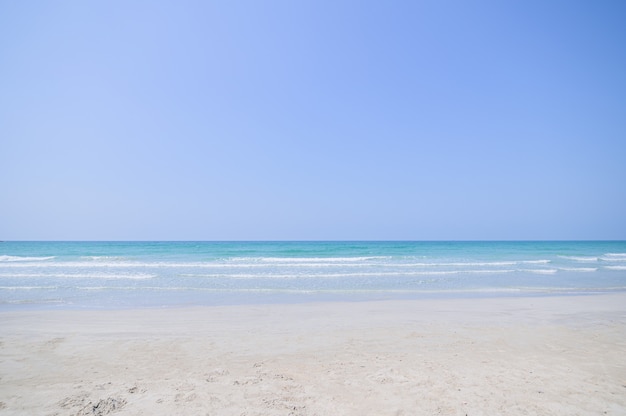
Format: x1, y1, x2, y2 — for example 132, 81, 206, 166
1, 293, 625, 415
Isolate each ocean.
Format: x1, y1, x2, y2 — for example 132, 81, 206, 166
1, 241, 625, 310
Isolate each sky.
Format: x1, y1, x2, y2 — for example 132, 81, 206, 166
1, 0, 625, 241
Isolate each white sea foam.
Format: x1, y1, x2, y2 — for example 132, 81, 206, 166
208, 259, 549, 268
82, 256, 130, 262
419, 260, 550, 267
230, 256, 390, 263
335, 260, 545, 268
0, 255, 56, 262
0, 259, 550, 269
524, 269, 558, 274
207, 259, 550, 268
0, 261, 163, 269
601, 253, 626, 262
0, 286, 58, 290
77, 286, 258, 292
557, 267, 598, 272
0, 272, 156, 279
604, 253, 626, 258
76, 287, 521, 295
521, 259, 552, 264
604, 265, 626, 271
2, 299, 65, 305
64, 285, 626, 294
0, 260, 373, 269
558, 256, 599, 263
509, 286, 621, 293
71, 272, 156, 280
178, 269, 517, 279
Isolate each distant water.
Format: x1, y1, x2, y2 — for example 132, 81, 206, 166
1, 241, 625, 310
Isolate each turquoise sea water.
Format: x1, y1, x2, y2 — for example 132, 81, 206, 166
1, 241, 625, 310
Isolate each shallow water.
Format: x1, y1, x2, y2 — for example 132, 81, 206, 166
1, 241, 625, 309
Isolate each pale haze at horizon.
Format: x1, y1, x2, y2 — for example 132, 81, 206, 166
1, 1, 625, 241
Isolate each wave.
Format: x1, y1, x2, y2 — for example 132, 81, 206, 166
0, 272, 156, 279
506, 286, 626, 293
335, 260, 550, 268
60, 286, 525, 294
2, 266, 569, 280
0, 286, 58, 290
557, 267, 598, 272
524, 269, 558, 275
206, 259, 551, 268
81, 256, 131, 262
0, 261, 218, 269
229, 256, 391, 263
604, 265, 626, 271
178, 269, 519, 279
425, 260, 550, 267
1, 299, 65, 305
604, 253, 626, 258
558, 256, 599, 263
0, 255, 56, 262
60, 286, 626, 295
601, 253, 626, 262
0, 258, 553, 270
230, 256, 549, 265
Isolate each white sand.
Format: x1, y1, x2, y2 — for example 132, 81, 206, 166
1, 294, 625, 415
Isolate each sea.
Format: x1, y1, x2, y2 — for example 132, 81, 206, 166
1, 241, 625, 310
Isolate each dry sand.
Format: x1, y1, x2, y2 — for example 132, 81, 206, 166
1, 294, 625, 415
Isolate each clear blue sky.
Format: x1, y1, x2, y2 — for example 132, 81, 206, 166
1, 1, 625, 240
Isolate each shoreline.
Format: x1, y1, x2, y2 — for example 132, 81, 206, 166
4, 287, 626, 313
2, 293, 625, 415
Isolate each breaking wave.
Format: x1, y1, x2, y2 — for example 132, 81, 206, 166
0, 255, 56, 262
